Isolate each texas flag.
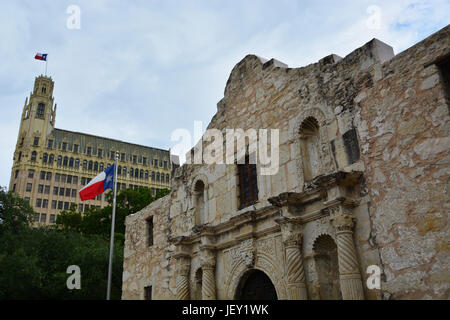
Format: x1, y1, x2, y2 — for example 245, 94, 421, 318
34, 53, 48, 61
79, 164, 115, 201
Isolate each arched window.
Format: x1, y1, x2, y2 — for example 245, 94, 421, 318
166, 174, 170, 183
75, 158, 80, 169
57, 155, 62, 166
156, 172, 160, 182
88, 161, 93, 170
36, 103, 45, 118
300, 117, 320, 181
194, 180, 205, 225
49, 154, 54, 165
130, 167, 133, 177
140, 169, 144, 179
69, 157, 74, 167
42, 153, 48, 164
31, 151, 37, 162
100, 163, 104, 171
63, 156, 68, 166
94, 161, 98, 171
118, 166, 122, 175
82, 160, 87, 170
135, 168, 139, 178
151, 171, 155, 181
123, 166, 127, 177
145, 170, 149, 180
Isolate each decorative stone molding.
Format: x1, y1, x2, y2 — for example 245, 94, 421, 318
200, 250, 216, 300
330, 208, 364, 300
277, 218, 308, 300
175, 255, 191, 300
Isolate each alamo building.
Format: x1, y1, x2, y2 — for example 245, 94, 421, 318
122, 25, 449, 300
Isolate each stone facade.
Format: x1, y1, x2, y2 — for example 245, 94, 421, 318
122, 26, 450, 300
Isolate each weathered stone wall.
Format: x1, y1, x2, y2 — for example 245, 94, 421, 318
122, 195, 177, 299
122, 25, 449, 300
355, 28, 450, 299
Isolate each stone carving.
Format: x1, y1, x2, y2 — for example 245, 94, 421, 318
278, 221, 307, 299
176, 256, 191, 300
330, 209, 364, 300
200, 250, 216, 300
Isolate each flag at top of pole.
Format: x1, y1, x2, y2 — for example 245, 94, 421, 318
79, 164, 115, 201
34, 53, 48, 61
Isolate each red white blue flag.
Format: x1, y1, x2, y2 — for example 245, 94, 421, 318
79, 164, 115, 201
34, 53, 48, 61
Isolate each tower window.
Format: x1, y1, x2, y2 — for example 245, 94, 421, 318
73, 144, 79, 153
62, 142, 67, 151
87, 147, 91, 156
18, 152, 22, 162
98, 149, 102, 158
237, 156, 258, 209
34, 137, 39, 146
36, 103, 45, 118
47, 139, 53, 149
133, 155, 137, 164
15, 170, 19, 179
31, 151, 37, 162
121, 153, 125, 162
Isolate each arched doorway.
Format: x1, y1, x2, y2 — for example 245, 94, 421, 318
235, 269, 278, 300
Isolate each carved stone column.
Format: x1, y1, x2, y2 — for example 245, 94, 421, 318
279, 220, 308, 300
176, 255, 191, 300
201, 250, 216, 300
331, 209, 364, 300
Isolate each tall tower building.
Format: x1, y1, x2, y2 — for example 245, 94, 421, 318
9, 75, 178, 225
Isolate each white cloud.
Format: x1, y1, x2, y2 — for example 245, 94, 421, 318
0, 0, 448, 187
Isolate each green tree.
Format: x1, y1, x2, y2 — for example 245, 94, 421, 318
56, 187, 170, 240
0, 187, 34, 234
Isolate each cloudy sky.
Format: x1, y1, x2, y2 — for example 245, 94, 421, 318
0, 0, 449, 189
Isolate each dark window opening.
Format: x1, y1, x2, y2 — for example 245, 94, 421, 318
237, 157, 258, 209
147, 217, 154, 246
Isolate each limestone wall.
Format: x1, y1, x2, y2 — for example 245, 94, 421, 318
122, 25, 449, 300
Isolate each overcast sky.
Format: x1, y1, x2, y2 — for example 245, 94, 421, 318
0, 0, 449, 189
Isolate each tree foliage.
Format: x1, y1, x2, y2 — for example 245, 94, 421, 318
0, 187, 34, 234
56, 187, 170, 240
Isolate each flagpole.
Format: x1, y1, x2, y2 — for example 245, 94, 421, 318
106, 153, 119, 300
